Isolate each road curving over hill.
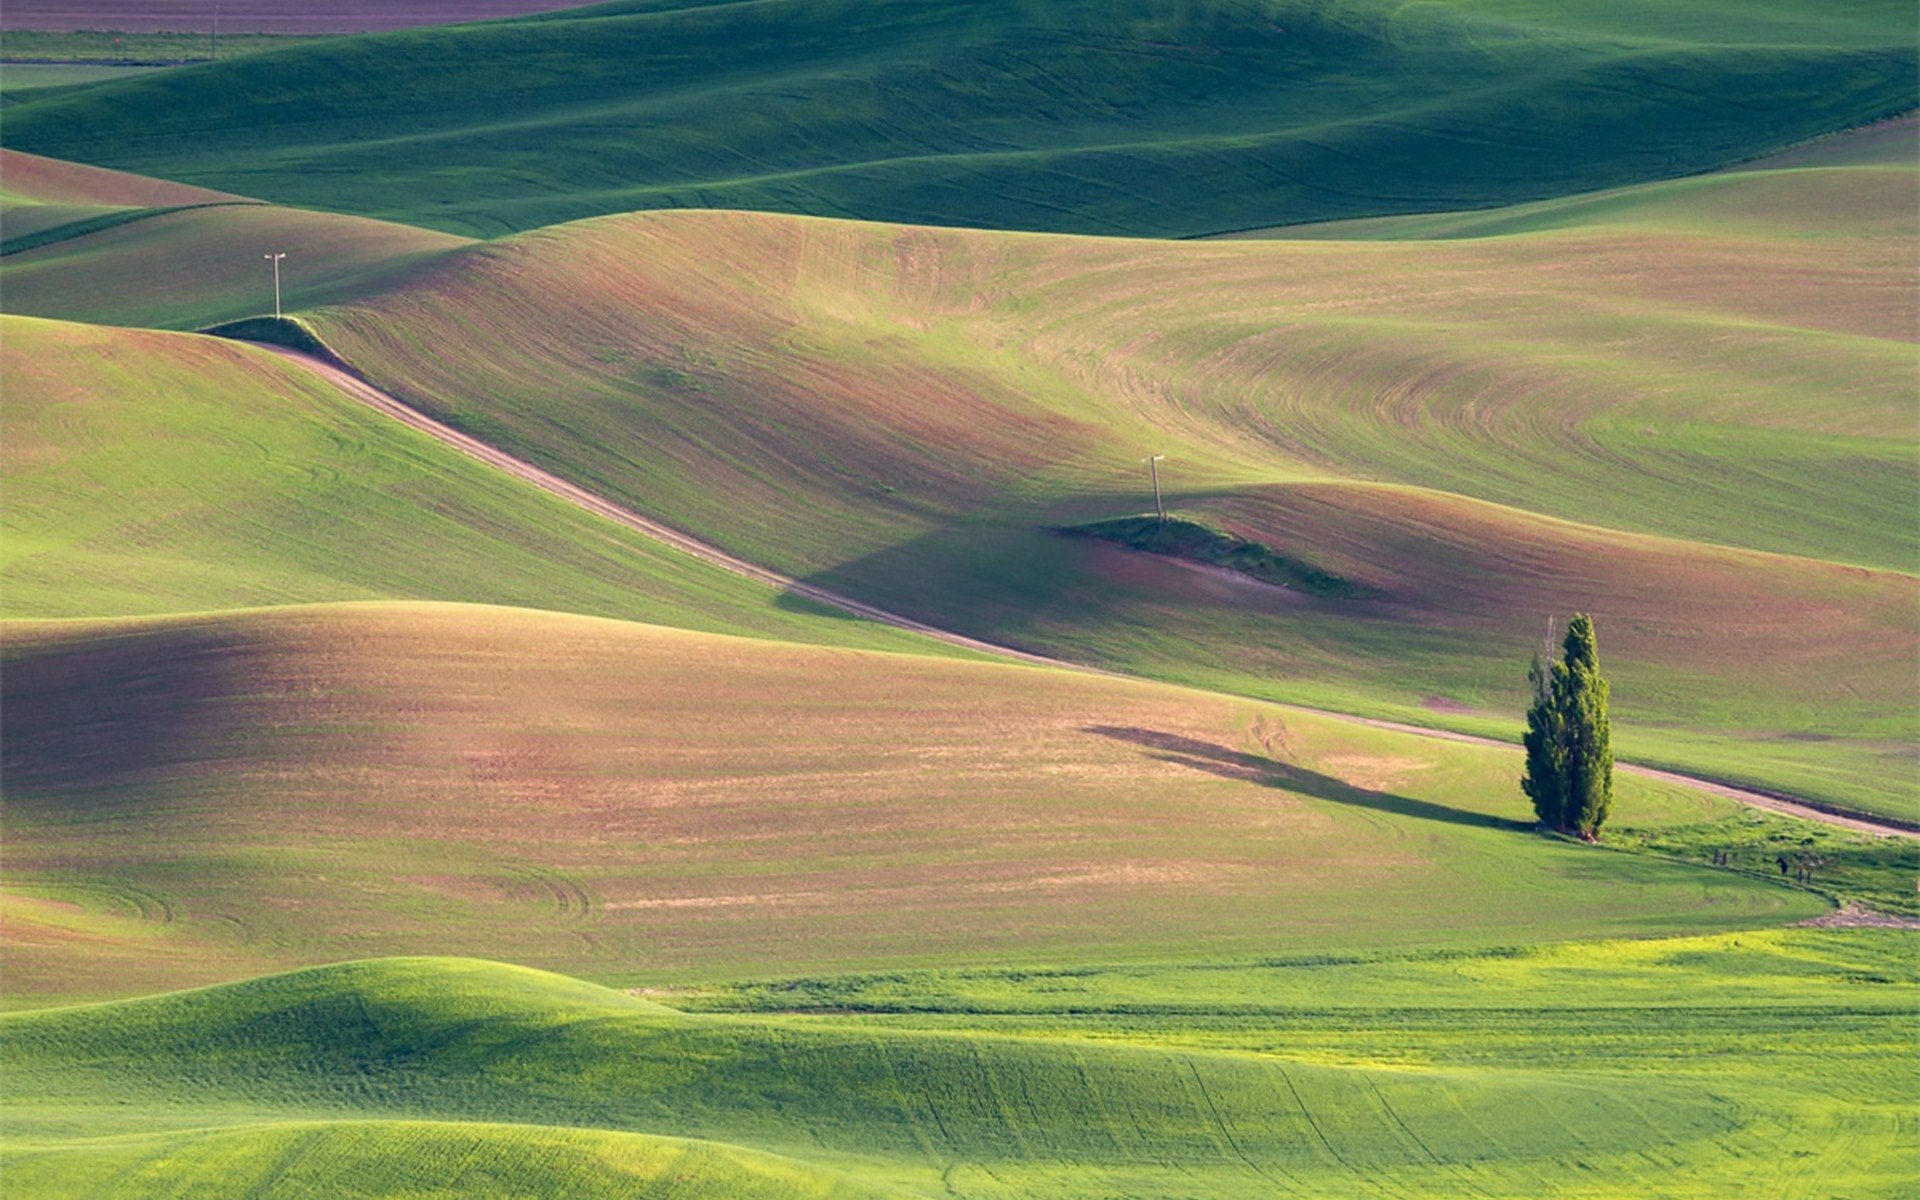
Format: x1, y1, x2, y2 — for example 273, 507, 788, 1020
249, 340, 1919, 842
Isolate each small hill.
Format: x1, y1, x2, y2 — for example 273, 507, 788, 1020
0, 148, 238, 208
1, 188, 467, 327
0, 147, 254, 253
1, 600, 1811, 1004
0, 315, 927, 659
1, 0, 1911, 237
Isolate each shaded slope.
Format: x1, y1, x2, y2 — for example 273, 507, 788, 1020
0, 601, 1812, 1003
2, 0, 1912, 237
0, 315, 930, 658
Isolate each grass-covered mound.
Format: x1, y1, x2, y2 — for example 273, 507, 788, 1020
1060, 515, 1367, 598
1, 600, 1826, 1005
2, 0, 1912, 237
5, 936, 1914, 1197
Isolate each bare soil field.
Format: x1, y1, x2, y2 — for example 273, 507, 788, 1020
0, 601, 1813, 1004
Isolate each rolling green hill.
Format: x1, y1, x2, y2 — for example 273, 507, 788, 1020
272, 149, 1910, 818
0, 314, 931, 659
5, 935, 1914, 1197
0, 150, 468, 326
6, 137, 1908, 817
1, 0, 1911, 237
5, 600, 1830, 1005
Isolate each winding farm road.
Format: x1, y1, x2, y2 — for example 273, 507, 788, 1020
252, 341, 1918, 841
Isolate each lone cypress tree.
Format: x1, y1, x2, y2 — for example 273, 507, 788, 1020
1520, 614, 1614, 840
1520, 652, 1567, 829
1558, 614, 1613, 838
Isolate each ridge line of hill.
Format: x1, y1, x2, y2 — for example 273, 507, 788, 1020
244, 342, 1073, 668
244, 339, 1918, 841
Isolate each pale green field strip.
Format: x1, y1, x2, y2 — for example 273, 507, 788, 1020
1216, 114, 1919, 241
0, 63, 169, 92
4, 931, 1913, 1198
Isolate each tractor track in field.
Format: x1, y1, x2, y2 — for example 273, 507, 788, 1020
249, 341, 1918, 843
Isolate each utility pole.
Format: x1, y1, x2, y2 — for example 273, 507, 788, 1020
1144, 454, 1166, 524
263, 252, 286, 318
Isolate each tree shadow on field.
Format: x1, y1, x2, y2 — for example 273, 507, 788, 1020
1084, 725, 1531, 833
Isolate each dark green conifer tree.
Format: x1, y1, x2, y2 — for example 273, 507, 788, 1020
1520, 614, 1614, 839
1520, 652, 1567, 828
1558, 614, 1613, 838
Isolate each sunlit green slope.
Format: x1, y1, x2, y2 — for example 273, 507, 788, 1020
5, 936, 1914, 1198
2, 0, 1911, 237
0, 314, 924, 656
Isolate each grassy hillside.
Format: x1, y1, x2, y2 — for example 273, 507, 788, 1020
2, 0, 1911, 237
2, 600, 1830, 1005
1224, 116, 1919, 240
232, 141, 1914, 819
3, 140, 1909, 817
0, 154, 467, 325
0, 314, 933, 659
6, 935, 1914, 1197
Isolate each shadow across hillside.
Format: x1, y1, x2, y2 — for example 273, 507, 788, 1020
1085, 725, 1530, 833
2, 625, 250, 803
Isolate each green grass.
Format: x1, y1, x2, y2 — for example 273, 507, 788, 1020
1, 0, 1911, 237
263, 155, 1909, 819
1610, 807, 1920, 917
1060, 514, 1369, 598
4, 933, 1913, 1197
0, 314, 925, 657
3, 141, 1909, 818
6, 1122, 886, 1200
